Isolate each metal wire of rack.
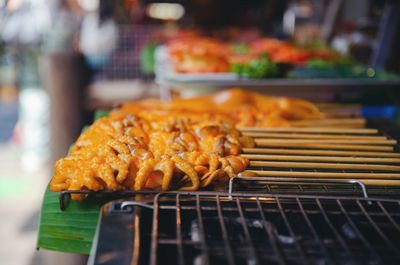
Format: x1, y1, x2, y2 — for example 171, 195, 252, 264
58, 178, 373, 211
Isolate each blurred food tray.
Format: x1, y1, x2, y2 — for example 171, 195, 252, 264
154, 45, 400, 101
158, 78, 400, 102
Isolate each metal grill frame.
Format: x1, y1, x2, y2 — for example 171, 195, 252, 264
91, 192, 400, 265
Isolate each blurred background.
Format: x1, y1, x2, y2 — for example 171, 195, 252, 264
0, 0, 400, 264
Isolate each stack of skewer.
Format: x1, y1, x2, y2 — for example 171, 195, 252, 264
239, 116, 400, 187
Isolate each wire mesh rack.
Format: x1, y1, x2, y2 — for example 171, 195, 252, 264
89, 193, 400, 265
58, 179, 372, 211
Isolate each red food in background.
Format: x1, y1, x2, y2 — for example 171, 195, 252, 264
167, 37, 230, 73
250, 38, 310, 64
310, 48, 339, 61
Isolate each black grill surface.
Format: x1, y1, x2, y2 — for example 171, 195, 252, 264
89, 193, 400, 265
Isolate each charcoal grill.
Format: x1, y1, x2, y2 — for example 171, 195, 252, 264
88, 193, 400, 265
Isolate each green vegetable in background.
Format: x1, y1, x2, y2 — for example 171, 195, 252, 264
140, 42, 158, 74
307, 57, 355, 69
230, 43, 250, 54
307, 59, 336, 68
231, 63, 244, 75
232, 53, 279, 79
335, 56, 354, 67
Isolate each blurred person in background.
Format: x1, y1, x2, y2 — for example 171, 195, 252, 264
0, 1, 91, 264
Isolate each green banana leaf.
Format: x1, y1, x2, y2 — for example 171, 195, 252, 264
36, 185, 110, 254
37, 111, 111, 254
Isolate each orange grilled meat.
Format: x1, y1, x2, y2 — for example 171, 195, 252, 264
116, 88, 321, 126
50, 112, 252, 199
50, 88, 320, 199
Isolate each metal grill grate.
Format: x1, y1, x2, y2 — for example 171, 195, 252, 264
229, 177, 371, 198
91, 193, 400, 265
60, 182, 400, 210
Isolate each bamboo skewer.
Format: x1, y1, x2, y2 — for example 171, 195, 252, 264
308, 124, 366, 129
242, 170, 400, 179
254, 138, 397, 145
242, 154, 400, 164
242, 132, 388, 140
249, 161, 400, 172
240, 127, 378, 134
316, 103, 362, 108
242, 148, 400, 157
317, 103, 362, 113
290, 118, 366, 127
254, 142, 393, 151
236, 177, 400, 187
237, 119, 400, 187
350, 179, 400, 186
322, 113, 362, 118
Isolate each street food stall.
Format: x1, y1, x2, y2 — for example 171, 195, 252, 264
31, 1, 400, 264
